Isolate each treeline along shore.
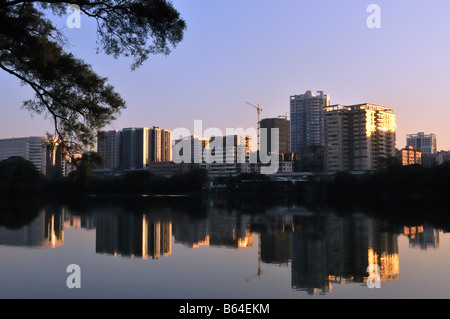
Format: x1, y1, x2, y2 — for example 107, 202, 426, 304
1, 156, 450, 230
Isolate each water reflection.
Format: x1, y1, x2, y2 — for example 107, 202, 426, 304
404, 225, 440, 250
95, 210, 172, 259
289, 214, 400, 295
0, 198, 444, 295
0, 206, 64, 248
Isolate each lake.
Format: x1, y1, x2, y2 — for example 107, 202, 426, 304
0, 195, 449, 299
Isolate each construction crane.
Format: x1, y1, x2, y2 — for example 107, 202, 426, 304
245, 101, 263, 152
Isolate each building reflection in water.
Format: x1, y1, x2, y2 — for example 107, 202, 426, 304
63, 211, 96, 230
0, 201, 443, 295
172, 214, 210, 248
95, 209, 172, 259
0, 206, 64, 248
291, 215, 328, 294
288, 213, 400, 295
208, 211, 253, 249
404, 225, 440, 250
172, 207, 254, 249
250, 213, 293, 266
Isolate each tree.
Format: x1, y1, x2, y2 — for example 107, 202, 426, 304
0, 0, 187, 154
69, 151, 104, 185
299, 145, 325, 172
0, 156, 45, 196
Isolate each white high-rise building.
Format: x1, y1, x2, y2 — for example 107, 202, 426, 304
406, 132, 437, 156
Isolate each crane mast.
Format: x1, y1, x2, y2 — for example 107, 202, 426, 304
245, 101, 263, 153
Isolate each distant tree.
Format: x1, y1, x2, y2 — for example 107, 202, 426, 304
0, 156, 44, 196
299, 145, 325, 172
377, 156, 400, 170
69, 151, 104, 185
0, 0, 187, 154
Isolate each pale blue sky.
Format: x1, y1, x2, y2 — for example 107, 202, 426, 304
1, 0, 450, 150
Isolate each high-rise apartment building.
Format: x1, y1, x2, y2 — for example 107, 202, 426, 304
149, 127, 173, 163
290, 90, 330, 154
406, 132, 437, 156
0, 136, 47, 173
324, 103, 396, 171
208, 135, 253, 164
97, 130, 123, 169
149, 127, 162, 163
161, 129, 172, 162
0, 136, 66, 176
122, 127, 150, 170
260, 116, 290, 154
97, 126, 172, 170
173, 135, 210, 164
199, 135, 254, 175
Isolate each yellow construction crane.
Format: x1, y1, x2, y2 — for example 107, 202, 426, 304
245, 101, 263, 152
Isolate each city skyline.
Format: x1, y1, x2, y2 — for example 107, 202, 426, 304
3, 0, 450, 302
2, 1, 450, 150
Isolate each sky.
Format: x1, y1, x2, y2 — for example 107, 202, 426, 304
1, 0, 450, 150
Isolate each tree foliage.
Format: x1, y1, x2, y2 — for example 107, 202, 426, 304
0, 156, 45, 196
68, 151, 104, 185
0, 0, 187, 153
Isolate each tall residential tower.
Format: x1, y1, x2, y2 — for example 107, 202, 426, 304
290, 90, 330, 154
97, 126, 172, 170
97, 130, 123, 169
324, 103, 396, 171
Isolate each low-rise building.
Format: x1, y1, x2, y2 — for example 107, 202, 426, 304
399, 146, 422, 166
438, 151, 450, 165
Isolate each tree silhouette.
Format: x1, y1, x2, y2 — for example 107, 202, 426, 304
0, 156, 44, 197
0, 0, 187, 154
69, 151, 104, 186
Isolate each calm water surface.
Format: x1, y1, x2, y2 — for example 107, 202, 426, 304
0, 197, 449, 299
